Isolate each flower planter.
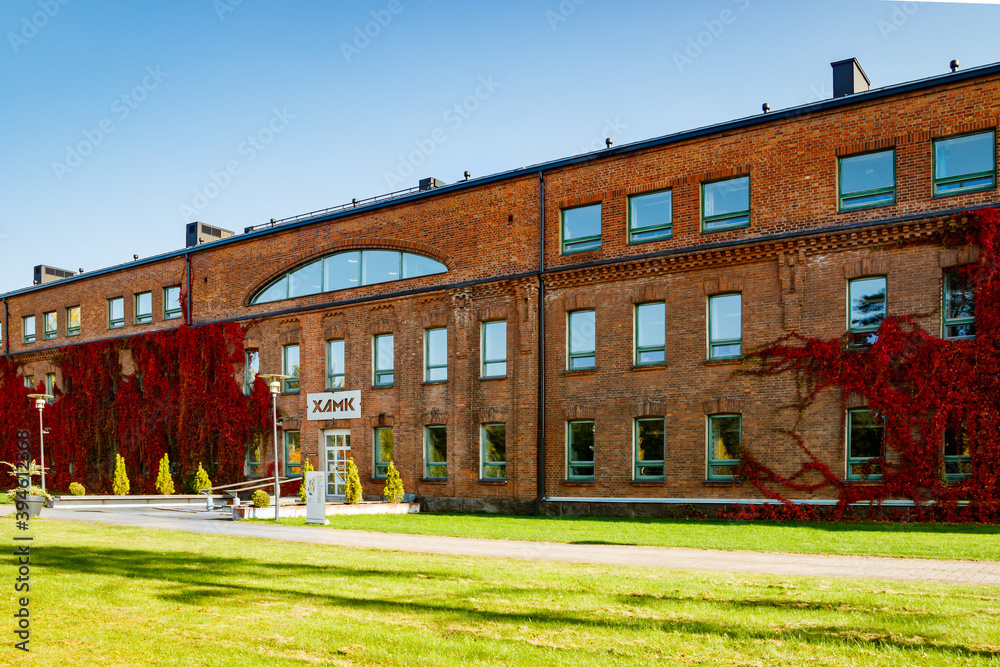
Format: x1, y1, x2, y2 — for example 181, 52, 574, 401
23, 495, 45, 517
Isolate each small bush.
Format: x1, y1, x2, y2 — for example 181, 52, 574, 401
194, 463, 212, 492
344, 458, 362, 505
69, 482, 86, 496
112, 454, 130, 495
383, 460, 404, 503
155, 453, 175, 495
252, 489, 270, 508
299, 458, 314, 504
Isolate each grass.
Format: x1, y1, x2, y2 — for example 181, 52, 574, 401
263, 513, 1000, 561
1, 518, 999, 666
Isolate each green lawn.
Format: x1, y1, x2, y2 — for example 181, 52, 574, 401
1, 518, 998, 666
267, 513, 1000, 561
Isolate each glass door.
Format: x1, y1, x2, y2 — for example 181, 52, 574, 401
323, 429, 351, 498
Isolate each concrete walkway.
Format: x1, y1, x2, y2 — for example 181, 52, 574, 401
25, 506, 1000, 587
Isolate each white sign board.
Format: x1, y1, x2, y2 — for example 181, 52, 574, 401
306, 390, 361, 421
305, 471, 328, 525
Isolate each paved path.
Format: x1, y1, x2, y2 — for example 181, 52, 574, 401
24, 506, 1000, 587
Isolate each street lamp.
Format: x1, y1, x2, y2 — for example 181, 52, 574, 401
26, 394, 53, 492
257, 374, 289, 521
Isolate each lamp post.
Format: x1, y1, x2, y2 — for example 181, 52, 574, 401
26, 394, 53, 492
257, 374, 289, 521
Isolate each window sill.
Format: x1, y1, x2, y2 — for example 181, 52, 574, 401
420, 477, 448, 484
844, 479, 883, 485
704, 358, 742, 366
480, 375, 507, 381
370, 384, 394, 390
421, 380, 447, 386
703, 480, 741, 487
281, 390, 300, 395
563, 368, 596, 376
630, 363, 666, 372
701, 221, 750, 234
369, 477, 387, 483
630, 480, 665, 486
164, 314, 182, 320
66, 332, 81, 337
837, 200, 895, 214
478, 478, 507, 485
563, 479, 594, 485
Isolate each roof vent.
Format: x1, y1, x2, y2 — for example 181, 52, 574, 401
831, 58, 870, 98
33, 264, 76, 285
419, 177, 446, 191
185, 221, 235, 248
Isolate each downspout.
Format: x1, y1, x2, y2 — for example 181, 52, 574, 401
2, 297, 7, 356
185, 253, 193, 325
535, 171, 546, 515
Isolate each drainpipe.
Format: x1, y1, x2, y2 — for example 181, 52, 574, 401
185, 253, 193, 325
535, 171, 546, 515
2, 297, 7, 356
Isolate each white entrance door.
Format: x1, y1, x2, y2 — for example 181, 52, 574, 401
324, 429, 351, 498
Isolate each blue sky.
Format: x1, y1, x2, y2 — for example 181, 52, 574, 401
1, 0, 998, 292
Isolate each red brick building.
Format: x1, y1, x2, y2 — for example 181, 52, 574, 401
2, 59, 996, 514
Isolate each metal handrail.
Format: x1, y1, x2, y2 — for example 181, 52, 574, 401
197, 475, 298, 510
243, 185, 423, 234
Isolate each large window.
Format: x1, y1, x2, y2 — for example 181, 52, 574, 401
108, 297, 124, 329
568, 310, 596, 370
164, 286, 182, 319
43, 311, 57, 340
244, 350, 259, 395
45, 373, 56, 401
944, 426, 971, 481
839, 150, 895, 210
482, 321, 507, 378
848, 276, 887, 343
847, 409, 883, 480
708, 293, 742, 360
635, 417, 665, 480
561, 204, 602, 254
246, 435, 262, 477
135, 292, 152, 324
327, 339, 345, 389
481, 423, 506, 480
22, 315, 35, 343
374, 427, 393, 478
283, 344, 300, 393
702, 176, 750, 231
635, 302, 665, 365
567, 421, 595, 480
66, 306, 81, 336
629, 190, 672, 243
943, 271, 975, 339
425, 328, 447, 382
373, 334, 394, 387
425, 425, 447, 479
250, 249, 447, 304
933, 130, 996, 196
284, 431, 301, 477
707, 414, 741, 481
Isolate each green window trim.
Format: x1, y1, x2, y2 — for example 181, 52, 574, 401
838, 149, 896, 211
568, 310, 596, 370
848, 276, 887, 345
282, 344, 300, 393
22, 315, 35, 344
628, 189, 673, 244
327, 339, 346, 389
481, 423, 507, 480
847, 409, 884, 481
43, 311, 57, 340
246, 437, 262, 478
944, 426, 971, 481
23, 375, 33, 389
66, 306, 81, 336
708, 293, 742, 360
425, 328, 447, 382
634, 302, 666, 366
108, 297, 125, 329
634, 417, 665, 480
244, 350, 259, 395
932, 130, 997, 197
424, 425, 447, 479
284, 430, 302, 478
707, 414, 741, 481
374, 427, 394, 479
482, 320, 507, 378
373, 334, 394, 387
566, 420, 595, 480
561, 204, 602, 255
163, 286, 183, 320
943, 271, 975, 339
701, 176, 750, 232
44, 373, 56, 402
135, 292, 153, 325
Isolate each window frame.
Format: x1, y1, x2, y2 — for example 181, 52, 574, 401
424, 327, 447, 383
701, 175, 751, 232
560, 203, 602, 254
567, 309, 596, 370
163, 286, 183, 320
634, 301, 666, 366
284, 430, 302, 478
282, 344, 300, 393
374, 427, 393, 479
44, 373, 56, 402
481, 423, 507, 480
108, 297, 125, 329
628, 189, 673, 244
481, 320, 507, 378
424, 425, 447, 479
373, 333, 394, 387
707, 413, 741, 482
245, 435, 262, 478
66, 306, 81, 336
708, 293, 742, 360
943, 270, 975, 339
634, 417, 665, 481
944, 426, 971, 482
244, 349, 259, 395
932, 129, 997, 197
848, 276, 888, 341
327, 339, 346, 389
42, 311, 57, 340
838, 149, 896, 212
566, 420, 595, 481
134, 291, 153, 325
846, 408, 884, 481
22, 315, 35, 344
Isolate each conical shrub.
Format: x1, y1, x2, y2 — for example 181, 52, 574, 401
344, 458, 362, 505
383, 460, 404, 504
112, 453, 130, 496
155, 453, 175, 495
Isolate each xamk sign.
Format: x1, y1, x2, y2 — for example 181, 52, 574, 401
306, 391, 361, 420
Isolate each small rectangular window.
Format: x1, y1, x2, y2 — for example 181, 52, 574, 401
43, 311, 57, 340
848, 276, 887, 343
66, 306, 81, 336
22, 315, 35, 343
943, 271, 975, 339
244, 350, 259, 395
374, 427, 393, 478
164, 286, 182, 320
246, 435, 262, 477
135, 292, 152, 324
839, 150, 895, 210
283, 344, 300, 392
635, 302, 665, 365
108, 297, 124, 329
45, 373, 56, 401
425, 328, 447, 382
481, 423, 506, 480
847, 409, 883, 480
284, 430, 301, 477
629, 190, 672, 243
944, 426, 971, 481
702, 176, 750, 231
568, 310, 596, 370
327, 339, 345, 389
373, 334, 394, 387
933, 130, 996, 196
482, 320, 507, 378
635, 418, 665, 480
708, 293, 742, 360
561, 204, 602, 254
708, 414, 741, 481
24, 375, 33, 389
567, 420, 595, 480
425, 425, 447, 479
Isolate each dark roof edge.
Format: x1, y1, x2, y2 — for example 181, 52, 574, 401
4, 61, 999, 300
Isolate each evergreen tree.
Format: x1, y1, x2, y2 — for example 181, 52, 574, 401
344, 458, 362, 505
112, 453, 130, 495
194, 462, 212, 491
155, 453, 175, 495
383, 460, 404, 503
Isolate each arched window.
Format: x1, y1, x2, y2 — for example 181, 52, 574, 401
250, 249, 447, 305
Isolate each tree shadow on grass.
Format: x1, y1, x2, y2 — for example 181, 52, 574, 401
37, 544, 998, 660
